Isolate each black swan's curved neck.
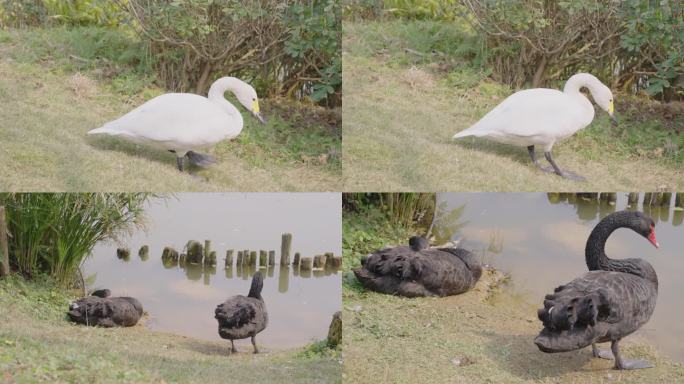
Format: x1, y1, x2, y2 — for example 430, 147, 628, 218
248, 272, 264, 299
585, 211, 655, 281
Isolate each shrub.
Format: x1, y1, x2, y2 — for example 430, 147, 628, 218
463, 0, 683, 100
126, 0, 341, 106
0, 193, 151, 284
0, 0, 125, 28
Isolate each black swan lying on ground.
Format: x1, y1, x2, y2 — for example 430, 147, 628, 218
215, 271, 268, 354
67, 289, 143, 327
353, 236, 482, 297
535, 210, 660, 370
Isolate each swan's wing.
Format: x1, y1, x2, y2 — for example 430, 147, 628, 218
533, 271, 655, 352
215, 296, 257, 328
91, 93, 233, 147
457, 89, 589, 139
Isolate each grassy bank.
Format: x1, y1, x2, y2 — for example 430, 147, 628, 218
341, 208, 684, 384
342, 20, 684, 191
0, 275, 340, 383
0, 27, 341, 192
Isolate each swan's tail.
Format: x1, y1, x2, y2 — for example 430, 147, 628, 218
87, 126, 117, 135
534, 286, 607, 352
452, 126, 485, 139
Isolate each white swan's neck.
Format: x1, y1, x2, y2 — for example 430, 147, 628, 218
563, 73, 598, 123
207, 77, 244, 131
563, 73, 604, 99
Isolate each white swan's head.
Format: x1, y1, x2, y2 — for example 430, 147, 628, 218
592, 81, 615, 120
232, 80, 266, 124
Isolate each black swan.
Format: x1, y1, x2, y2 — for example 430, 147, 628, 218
215, 271, 268, 354
67, 289, 143, 327
534, 210, 660, 370
352, 236, 482, 297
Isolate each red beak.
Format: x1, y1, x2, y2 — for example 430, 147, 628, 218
648, 229, 659, 249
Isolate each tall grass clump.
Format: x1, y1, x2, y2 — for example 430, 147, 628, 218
0, 193, 151, 284
343, 193, 435, 229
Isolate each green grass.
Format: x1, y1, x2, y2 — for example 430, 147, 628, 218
0, 27, 341, 191
0, 275, 341, 383
342, 20, 684, 191
341, 208, 684, 384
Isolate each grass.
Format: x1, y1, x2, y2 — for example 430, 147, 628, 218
342, 20, 684, 191
0, 27, 341, 192
0, 275, 341, 383
341, 207, 684, 384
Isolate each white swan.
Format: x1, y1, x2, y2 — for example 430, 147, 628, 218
452, 73, 616, 181
88, 77, 265, 171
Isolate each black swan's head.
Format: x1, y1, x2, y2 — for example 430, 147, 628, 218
248, 271, 264, 299
408, 236, 429, 252
632, 211, 658, 248
90, 289, 111, 298
592, 211, 658, 249
613, 211, 658, 249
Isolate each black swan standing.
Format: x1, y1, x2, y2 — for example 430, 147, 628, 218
352, 236, 482, 297
534, 210, 660, 370
215, 271, 268, 354
67, 289, 143, 327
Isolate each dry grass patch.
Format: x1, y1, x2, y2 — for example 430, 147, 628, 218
0, 28, 341, 192
342, 269, 684, 384
342, 22, 684, 192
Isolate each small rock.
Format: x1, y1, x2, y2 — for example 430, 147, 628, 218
451, 356, 472, 367
605, 373, 614, 381
353, 305, 363, 313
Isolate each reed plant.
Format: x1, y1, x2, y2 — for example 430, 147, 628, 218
343, 193, 436, 229
0, 193, 151, 284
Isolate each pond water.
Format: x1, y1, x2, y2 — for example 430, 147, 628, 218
437, 192, 684, 363
83, 193, 341, 349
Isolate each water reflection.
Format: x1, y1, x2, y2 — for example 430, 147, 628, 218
436, 192, 684, 363
547, 192, 683, 226
83, 193, 341, 348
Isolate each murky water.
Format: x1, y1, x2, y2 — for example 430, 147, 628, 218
437, 193, 684, 362
83, 193, 341, 349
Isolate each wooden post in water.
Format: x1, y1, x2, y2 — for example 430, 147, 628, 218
675, 193, 684, 209
313, 255, 326, 268
278, 265, 289, 293
0, 207, 9, 278
325, 252, 334, 268
643, 192, 653, 206
138, 245, 149, 261
187, 241, 203, 264
249, 251, 257, 266
300, 257, 313, 271
225, 250, 234, 268
259, 250, 267, 268
243, 249, 250, 266
280, 233, 292, 265
627, 192, 639, 206
116, 248, 130, 261
162, 246, 179, 261
661, 192, 672, 207
207, 251, 217, 266
327, 311, 342, 348
331, 256, 342, 269
236, 251, 243, 265
268, 250, 275, 266
292, 252, 301, 267
652, 192, 663, 206
204, 240, 211, 263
